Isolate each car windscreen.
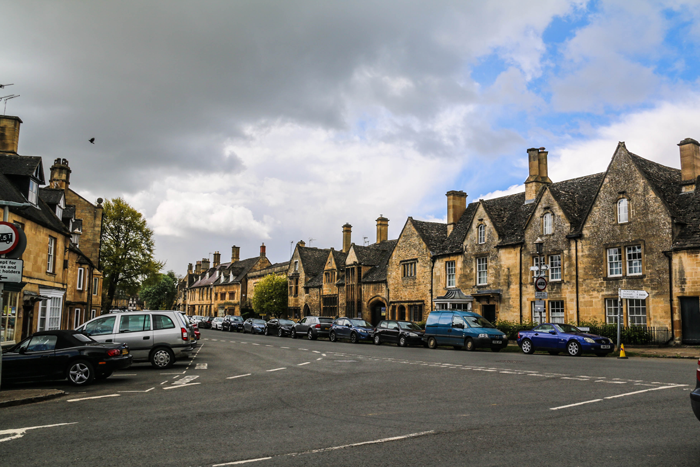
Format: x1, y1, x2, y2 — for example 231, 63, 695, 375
279, 320, 294, 326
464, 316, 496, 328
319, 318, 334, 323
398, 321, 422, 331
350, 319, 371, 327
554, 324, 581, 333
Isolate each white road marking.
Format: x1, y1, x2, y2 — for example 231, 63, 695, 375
595, 380, 626, 384
163, 383, 201, 390
298, 362, 310, 366
195, 363, 208, 370
67, 394, 120, 402
161, 371, 186, 375
113, 373, 137, 376
266, 345, 273, 347
604, 385, 684, 399
252, 343, 260, 346
118, 388, 155, 393
312, 351, 320, 354
322, 353, 326, 357
173, 375, 199, 385
0, 423, 78, 443
213, 431, 435, 466
266, 367, 286, 372
561, 377, 590, 381
299, 348, 308, 351
226, 373, 252, 380
550, 399, 603, 411
316, 357, 323, 361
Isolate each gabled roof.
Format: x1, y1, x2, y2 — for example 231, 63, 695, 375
410, 218, 448, 252
360, 239, 398, 283
297, 246, 333, 288
0, 153, 44, 183
548, 173, 605, 235
190, 256, 261, 288
330, 250, 348, 271
39, 187, 64, 205
434, 202, 479, 256
482, 192, 537, 247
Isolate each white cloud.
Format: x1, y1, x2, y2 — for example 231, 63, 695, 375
480, 184, 525, 200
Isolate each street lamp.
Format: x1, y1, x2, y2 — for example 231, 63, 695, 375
534, 237, 544, 256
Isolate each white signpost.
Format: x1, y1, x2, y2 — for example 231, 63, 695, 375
617, 289, 649, 350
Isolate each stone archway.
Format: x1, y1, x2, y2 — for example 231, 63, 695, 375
303, 304, 311, 317
369, 299, 386, 326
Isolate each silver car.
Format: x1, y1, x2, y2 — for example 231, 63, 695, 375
211, 317, 224, 330
76, 310, 197, 368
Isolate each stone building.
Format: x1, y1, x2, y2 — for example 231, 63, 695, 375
287, 241, 332, 318
247, 260, 290, 314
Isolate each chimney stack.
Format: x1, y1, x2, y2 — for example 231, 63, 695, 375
0, 115, 22, 153
187, 263, 193, 273
679, 138, 700, 193
446, 191, 467, 236
213, 251, 221, 268
260, 243, 266, 258
49, 158, 72, 190
201, 257, 210, 271
297, 240, 306, 248
525, 147, 551, 202
342, 223, 352, 253
195, 261, 202, 274
231, 245, 240, 263
376, 215, 389, 243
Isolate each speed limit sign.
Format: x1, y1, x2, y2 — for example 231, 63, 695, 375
535, 276, 547, 291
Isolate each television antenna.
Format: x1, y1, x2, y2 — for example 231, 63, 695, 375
2, 94, 19, 115
0, 84, 14, 89
363, 236, 369, 246
308, 238, 315, 246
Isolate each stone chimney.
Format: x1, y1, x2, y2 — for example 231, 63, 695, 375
446, 191, 467, 236
297, 240, 306, 248
260, 243, 266, 257
0, 115, 22, 153
195, 260, 202, 274
231, 245, 240, 263
342, 223, 352, 253
525, 147, 551, 202
187, 263, 193, 274
201, 257, 210, 271
49, 158, 72, 190
376, 215, 389, 243
679, 138, 700, 193
213, 251, 221, 268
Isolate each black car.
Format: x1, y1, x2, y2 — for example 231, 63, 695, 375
265, 318, 296, 337
691, 358, 700, 421
1, 330, 133, 386
373, 320, 425, 347
199, 316, 214, 329
222, 316, 244, 332
291, 316, 333, 340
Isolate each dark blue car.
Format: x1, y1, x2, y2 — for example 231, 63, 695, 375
517, 323, 615, 357
329, 318, 374, 344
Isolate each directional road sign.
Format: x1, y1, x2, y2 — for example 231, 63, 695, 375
0, 258, 23, 283
619, 289, 649, 300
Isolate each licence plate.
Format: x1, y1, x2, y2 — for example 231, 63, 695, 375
601, 345, 611, 349
121, 349, 129, 355
492, 340, 502, 344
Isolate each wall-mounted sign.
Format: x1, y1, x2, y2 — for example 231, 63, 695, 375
0, 258, 23, 283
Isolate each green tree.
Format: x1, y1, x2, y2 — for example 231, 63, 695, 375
251, 275, 288, 318
100, 198, 163, 311
140, 271, 178, 310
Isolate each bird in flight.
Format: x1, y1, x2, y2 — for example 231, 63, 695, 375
89, 138, 95, 144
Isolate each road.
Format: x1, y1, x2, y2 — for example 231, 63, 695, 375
1, 328, 698, 466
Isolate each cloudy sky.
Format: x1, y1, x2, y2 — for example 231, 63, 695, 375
4, 0, 700, 272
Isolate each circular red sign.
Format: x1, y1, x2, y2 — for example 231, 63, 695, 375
535, 276, 548, 291
0, 221, 20, 255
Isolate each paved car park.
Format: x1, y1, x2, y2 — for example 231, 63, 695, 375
1, 328, 699, 466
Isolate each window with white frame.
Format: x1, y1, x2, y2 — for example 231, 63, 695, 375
626, 245, 642, 275
549, 301, 565, 323
617, 198, 628, 223
605, 299, 621, 324
294, 260, 299, 272
549, 255, 561, 281
607, 248, 622, 277
476, 257, 488, 285
446, 261, 455, 287
77, 268, 85, 290
38, 293, 63, 331
28, 179, 38, 205
543, 212, 553, 235
531, 302, 545, 324
91, 309, 96, 320
477, 224, 485, 244
532, 256, 545, 280
47, 236, 56, 273
93, 277, 99, 295
74, 309, 81, 329
628, 299, 647, 325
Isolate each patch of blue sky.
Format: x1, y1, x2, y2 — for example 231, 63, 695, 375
470, 52, 510, 88
656, 8, 700, 83
542, 2, 594, 46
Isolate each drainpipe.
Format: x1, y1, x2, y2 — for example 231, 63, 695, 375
430, 255, 435, 314
518, 244, 523, 324
575, 238, 580, 325
663, 251, 675, 344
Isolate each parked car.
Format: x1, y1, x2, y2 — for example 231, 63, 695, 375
198, 317, 214, 329
211, 317, 224, 330
222, 316, 244, 332
76, 310, 197, 368
1, 330, 132, 386
329, 318, 374, 343
265, 318, 296, 337
691, 358, 700, 421
243, 318, 266, 334
423, 311, 508, 351
517, 323, 615, 357
291, 316, 333, 340
373, 320, 425, 347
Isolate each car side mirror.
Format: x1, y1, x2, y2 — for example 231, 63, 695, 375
19, 347, 26, 355
549, 331, 556, 335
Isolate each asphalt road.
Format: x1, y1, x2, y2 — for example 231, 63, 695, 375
1, 328, 698, 467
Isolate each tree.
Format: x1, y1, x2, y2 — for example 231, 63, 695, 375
251, 275, 288, 318
140, 271, 178, 310
100, 198, 163, 311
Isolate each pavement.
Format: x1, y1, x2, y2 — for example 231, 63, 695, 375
0, 388, 65, 408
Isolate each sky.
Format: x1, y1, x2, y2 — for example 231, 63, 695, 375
4, 0, 700, 274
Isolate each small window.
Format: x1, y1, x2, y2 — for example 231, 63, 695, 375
446, 261, 455, 287
605, 299, 620, 324
93, 277, 99, 295
549, 255, 561, 281
476, 257, 488, 285
549, 301, 564, 323
47, 236, 56, 273
617, 198, 629, 223
626, 245, 642, 275
543, 213, 553, 235
77, 268, 85, 290
402, 262, 416, 278
28, 179, 38, 205
477, 224, 486, 244
74, 309, 81, 329
294, 260, 299, 272
607, 248, 622, 277
532, 256, 545, 280
628, 299, 647, 325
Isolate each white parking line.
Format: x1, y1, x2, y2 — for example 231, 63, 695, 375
316, 357, 323, 361
163, 383, 201, 390
67, 394, 120, 402
226, 373, 252, 380
604, 385, 684, 399
266, 368, 286, 372
550, 399, 603, 411
252, 343, 260, 346
281, 347, 290, 349
195, 363, 208, 370
118, 388, 154, 393
595, 380, 626, 384
298, 362, 310, 366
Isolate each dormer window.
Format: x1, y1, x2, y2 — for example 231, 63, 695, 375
617, 198, 628, 223
477, 224, 486, 244
542, 212, 553, 235
28, 179, 38, 205
55, 194, 65, 219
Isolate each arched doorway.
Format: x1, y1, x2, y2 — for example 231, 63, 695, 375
370, 300, 386, 326
303, 304, 311, 317
398, 305, 406, 321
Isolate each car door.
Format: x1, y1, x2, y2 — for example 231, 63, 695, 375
435, 313, 454, 345
84, 315, 118, 344
531, 324, 556, 349
338, 319, 351, 339
2, 336, 53, 381
386, 321, 400, 344
116, 314, 153, 360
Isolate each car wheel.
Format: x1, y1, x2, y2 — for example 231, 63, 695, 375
399, 336, 407, 347
427, 337, 438, 349
95, 369, 113, 380
278, 328, 284, 337
307, 330, 315, 340
548, 351, 560, 355
330, 331, 337, 342
264, 327, 269, 336
67, 360, 94, 386
373, 334, 381, 345
567, 340, 581, 357
151, 347, 175, 368
350, 332, 358, 344
464, 338, 475, 351
291, 329, 297, 339
521, 339, 534, 354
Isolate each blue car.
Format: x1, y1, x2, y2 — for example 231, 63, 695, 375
243, 318, 266, 334
423, 311, 508, 351
329, 318, 374, 344
517, 323, 615, 357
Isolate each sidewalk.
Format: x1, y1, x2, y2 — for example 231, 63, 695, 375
624, 345, 700, 359
0, 389, 65, 408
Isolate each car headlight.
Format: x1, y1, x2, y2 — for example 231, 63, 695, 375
478, 333, 488, 338
584, 337, 595, 343
358, 329, 369, 334
500, 335, 507, 339
408, 332, 418, 337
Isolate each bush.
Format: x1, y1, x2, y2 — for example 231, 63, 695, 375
494, 320, 537, 340
578, 320, 655, 345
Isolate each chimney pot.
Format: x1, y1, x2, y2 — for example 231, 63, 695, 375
376, 215, 389, 243
446, 190, 467, 236
0, 115, 22, 153
342, 223, 352, 253
260, 243, 266, 257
